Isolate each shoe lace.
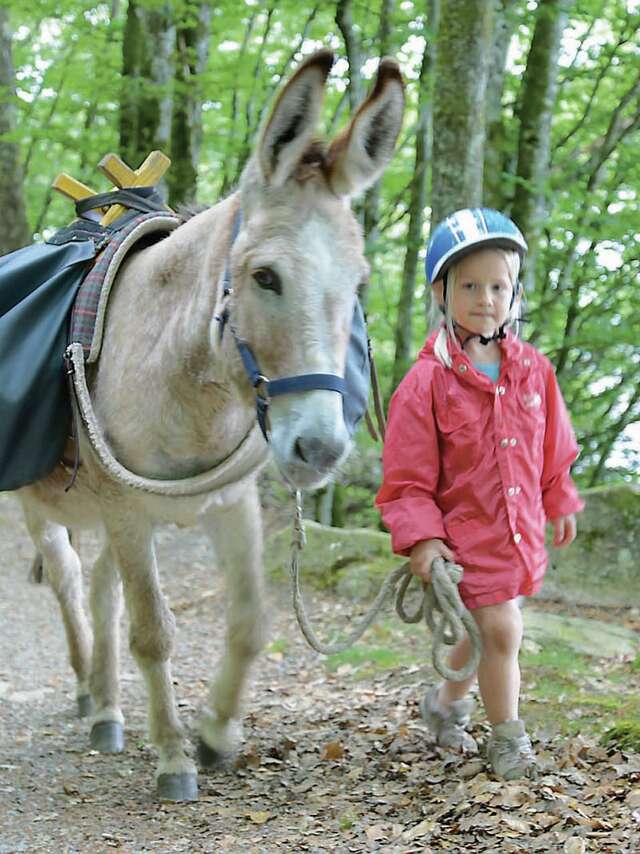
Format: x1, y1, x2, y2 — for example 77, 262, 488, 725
492, 734, 535, 764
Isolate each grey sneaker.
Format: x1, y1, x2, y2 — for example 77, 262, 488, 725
419, 686, 478, 753
486, 720, 537, 780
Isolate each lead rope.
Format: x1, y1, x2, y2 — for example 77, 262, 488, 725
290, 491, 407, 656
290, 490, 481, 680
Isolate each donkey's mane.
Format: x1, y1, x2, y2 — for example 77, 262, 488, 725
175, 202, 210, 223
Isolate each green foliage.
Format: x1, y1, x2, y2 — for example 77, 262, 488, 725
520, 641, 592, 676
601, 720, 640, 752
2, 0, 638, 519
325, 644, 419, 679
266, 637, 290, 655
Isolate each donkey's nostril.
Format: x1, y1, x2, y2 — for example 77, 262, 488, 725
294, 438, 308, 463
293, 436, 345, 469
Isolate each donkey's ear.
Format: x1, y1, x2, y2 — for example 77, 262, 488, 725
258, 49, 334, 187
327, 58, 404, 198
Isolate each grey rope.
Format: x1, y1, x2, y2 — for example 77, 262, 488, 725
290, 491, 482, 680
395, 556, 482, 681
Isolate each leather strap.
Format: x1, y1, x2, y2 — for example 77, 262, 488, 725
75, 187, 167, 217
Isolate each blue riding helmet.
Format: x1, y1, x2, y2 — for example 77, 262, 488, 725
425, 208, 528, 284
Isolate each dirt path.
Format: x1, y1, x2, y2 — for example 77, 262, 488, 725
0, 493, 638, 854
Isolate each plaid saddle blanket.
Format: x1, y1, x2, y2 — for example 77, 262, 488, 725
70, 212, 180, 363
0, 211, 179, 491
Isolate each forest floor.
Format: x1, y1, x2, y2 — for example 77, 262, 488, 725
0, 492, 638, 854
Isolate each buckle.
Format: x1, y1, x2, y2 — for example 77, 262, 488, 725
254, 374, 270, 396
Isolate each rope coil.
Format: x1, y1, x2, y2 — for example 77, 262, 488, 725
290, 491, 482, 681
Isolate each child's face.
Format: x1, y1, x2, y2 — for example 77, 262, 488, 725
447, 249, 515, 337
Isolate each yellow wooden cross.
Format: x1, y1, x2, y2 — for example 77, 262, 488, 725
51, 150, 171, 226
51, 173, 107, 212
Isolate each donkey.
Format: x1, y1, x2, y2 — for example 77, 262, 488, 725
16, 50, 404, 801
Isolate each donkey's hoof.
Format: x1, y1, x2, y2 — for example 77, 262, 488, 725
197, 738, 225, 769
90, 721, 124, 753
157, 772, 198, 802
77, 694, 94, 718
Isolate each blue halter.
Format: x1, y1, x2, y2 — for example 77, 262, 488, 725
216, 208, 350, 442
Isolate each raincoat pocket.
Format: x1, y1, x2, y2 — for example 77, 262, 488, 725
516, 381, 546, 429
435, 396, 478, 435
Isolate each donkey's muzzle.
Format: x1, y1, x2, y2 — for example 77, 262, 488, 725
293, 434, 346, 470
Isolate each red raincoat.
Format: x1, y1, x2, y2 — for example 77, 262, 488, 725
375, 331, 584, 609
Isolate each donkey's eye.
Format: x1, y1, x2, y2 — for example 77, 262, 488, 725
252, 267, 282, 295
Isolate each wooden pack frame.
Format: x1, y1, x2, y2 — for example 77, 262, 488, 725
51, 150, 171, 225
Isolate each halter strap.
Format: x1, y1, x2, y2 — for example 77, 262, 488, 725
217, 206, 347, 441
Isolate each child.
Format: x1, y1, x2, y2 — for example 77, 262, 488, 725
376, 207, 584, 780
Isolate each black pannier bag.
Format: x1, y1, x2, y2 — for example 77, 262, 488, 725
0, 236, 97, 491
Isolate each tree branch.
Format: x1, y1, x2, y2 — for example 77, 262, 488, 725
336, 0, 364, 111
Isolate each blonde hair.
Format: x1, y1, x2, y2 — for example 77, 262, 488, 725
430, 248, 522, 368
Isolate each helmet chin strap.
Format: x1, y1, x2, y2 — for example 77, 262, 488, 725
456, 323, 507, 349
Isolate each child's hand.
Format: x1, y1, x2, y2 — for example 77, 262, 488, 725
409, 538, 456, 583
552, 514, 577, 547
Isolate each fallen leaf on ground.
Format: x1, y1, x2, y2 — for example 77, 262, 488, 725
246, 810, 272, 824
321, 740, 345, 760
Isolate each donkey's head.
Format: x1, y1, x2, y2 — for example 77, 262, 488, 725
229, 50, 404, 489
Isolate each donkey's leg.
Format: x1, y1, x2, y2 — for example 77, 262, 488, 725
21, 504, 93, 717
88, 544, 125, 753
102, 511, 197, 801
197, 480, 267, 765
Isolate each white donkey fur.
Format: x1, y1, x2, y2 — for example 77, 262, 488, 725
17, 51, 404, 798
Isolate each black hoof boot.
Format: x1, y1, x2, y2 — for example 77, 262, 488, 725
157, 772, 198, 802
90, 721, 124, 753
197, 737, 225, 769
77, 694, 94, 718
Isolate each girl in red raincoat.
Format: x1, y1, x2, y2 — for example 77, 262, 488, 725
375, 208, 584, 780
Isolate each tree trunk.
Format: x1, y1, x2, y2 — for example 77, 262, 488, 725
218, 9, 258, 197
430, 0, 494, 225
314, 482, 345, 527
361, 0, 393, 270
483, 0, 518, 211
335, 0, 366, 248
336, 0, 364, 112
326, 0, 368, 528
510, 0, 568, 293
0, 8, 30, 252
168, 2, 212, 206
120, 1, 175, 173
390, 2, 437, 395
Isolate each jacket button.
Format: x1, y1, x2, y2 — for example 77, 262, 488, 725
497, 385, 506, 395
500, 438, 509, 448
510, 438, 517, 446
508, 487, 516, 496
514, 533, 522, 544
459, 364, 467, 373
523, 358, 531, 367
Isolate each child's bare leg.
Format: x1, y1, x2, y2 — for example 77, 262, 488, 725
438, 635, 477, 704
468, 599, 535, 778
471, 599, 523, 725
421, 635, 478, 752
